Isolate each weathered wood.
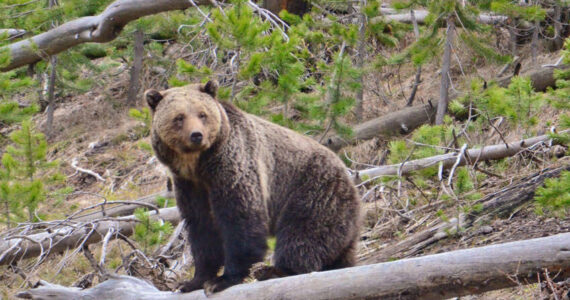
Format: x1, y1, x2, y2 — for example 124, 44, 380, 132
496, 65, 570, 92
375, 9, 508, 25
0, 206, 180, 266
17, 233, 570, 300
357, 130, 568, 180
0, 29, 26, 39
323, 102, 437, 152
0, 0, 207, 72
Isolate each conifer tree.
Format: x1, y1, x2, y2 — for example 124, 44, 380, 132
0, 120, 64, 223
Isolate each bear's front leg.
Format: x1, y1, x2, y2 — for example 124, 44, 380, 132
204, 186, 268, 295
173, 178, 225, 293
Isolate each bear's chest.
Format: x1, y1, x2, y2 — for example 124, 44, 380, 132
170, 152, 201, 180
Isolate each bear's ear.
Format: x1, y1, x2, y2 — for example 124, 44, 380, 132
200, 80, 219, 98
145, 89, 163, 110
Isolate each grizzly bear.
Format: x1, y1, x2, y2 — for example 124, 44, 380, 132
145, 81, 360, 295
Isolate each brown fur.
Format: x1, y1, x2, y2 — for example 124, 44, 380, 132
146, 82, 360, 294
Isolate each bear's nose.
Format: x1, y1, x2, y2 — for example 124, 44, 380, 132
190, 132, 203, 144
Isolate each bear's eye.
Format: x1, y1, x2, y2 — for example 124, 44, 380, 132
199, 112, 207, 120
174, 114, 185, 123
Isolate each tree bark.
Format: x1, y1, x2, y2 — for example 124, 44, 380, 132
322, 102, 437, 152
0, 0, 208, 72
0, 29, 26, 39
372, 9, 508, 25
435, 15, 454, 125
552, 3, 563, 50
356, 129, 568, 180
127, 29, 144, 106
531, 19, 539, 66
44, 55, 57, 136
17, 232, 570, 300
0, 207, 180, 266
496, 65, 570, 92
354, 1, 366, 122
509, 20, 518, 57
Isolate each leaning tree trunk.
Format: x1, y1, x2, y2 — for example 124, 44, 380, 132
435, 15, 454, 125
322, 102, 437, 151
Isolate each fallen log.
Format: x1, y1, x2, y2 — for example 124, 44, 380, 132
323, 102, 437, 152
497, 65, 570, 92
376, 9, 508, 25
17, 232, 570, 300
357, 129, 568, 180
0, 29, 26, 39
0, 206, 180, 266
361, 165, 570, 264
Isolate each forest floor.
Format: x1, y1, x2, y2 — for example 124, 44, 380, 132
0, 28, 568, 299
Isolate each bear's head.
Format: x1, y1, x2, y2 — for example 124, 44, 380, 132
145, 81, 225, 155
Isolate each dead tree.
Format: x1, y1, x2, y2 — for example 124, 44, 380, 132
356, 130, 568, 180
435, 15, 455, 125
127, 29, 144, 106
0, 207, 180, 266
323, 103, 437, 151
17, 233, 570, 300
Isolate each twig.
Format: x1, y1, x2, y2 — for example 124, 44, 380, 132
187, 0, 212, 23
448, 144, 468, 187
70, 158, 105, 182
99, 228, 115, 267
544, 268, 561, 300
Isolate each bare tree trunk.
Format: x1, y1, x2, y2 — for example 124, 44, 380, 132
553, 2, 563, 50
435, 15, 454, 125
354, 0, 366, 122
509, 19, 517, 57
356, 129, 568, 179
127, 29, 144, 106
371, 9, 508, 25
3, 198, 10, 229
17, 233, 570, 300
323, 102, 437, 151
44, 0, 58, 136
44, 55, 57, 136
406, 9, 421, 107
531, 18, 539, 65
497, 64, 569, 91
